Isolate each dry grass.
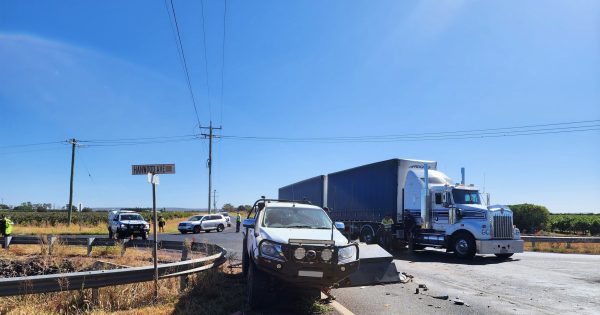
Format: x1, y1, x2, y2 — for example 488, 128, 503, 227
525, 242, 600, 254
12, 219, 182, 236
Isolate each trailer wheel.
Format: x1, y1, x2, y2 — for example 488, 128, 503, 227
360, 226, 375, 244
452, 232, 476, 259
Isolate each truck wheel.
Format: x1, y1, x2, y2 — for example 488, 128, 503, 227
452, 232, 476, 259
408, 231, 424, 251
142, 231, 148, 240
217, 224, 225, 232
242, 240, 249, 277
494, 253, 513, 260
108, 229, 113, 239
360, 227, 375, 244
247, 261, 267, 309
193, 226, 201, 234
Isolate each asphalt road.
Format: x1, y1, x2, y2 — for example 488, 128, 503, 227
156, 229, 600, 315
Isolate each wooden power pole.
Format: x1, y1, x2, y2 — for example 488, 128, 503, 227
201, 122, 221, 214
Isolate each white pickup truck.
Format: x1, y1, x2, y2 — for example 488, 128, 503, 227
241, 198, 359, 309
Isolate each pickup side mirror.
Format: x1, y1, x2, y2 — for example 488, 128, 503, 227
243, 218, 256, 228
334, 222, 345, 230
113, 217, 119, 221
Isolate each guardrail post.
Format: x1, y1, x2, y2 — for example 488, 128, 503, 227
121, 239, 128, 257
91, 288, 99, 304
566, 242, 572, 249
180, 247, 189, 291
87, 237, 95, 256
3, 236, 12, 249
531, 240, 536, 249
48, 235, 57, 256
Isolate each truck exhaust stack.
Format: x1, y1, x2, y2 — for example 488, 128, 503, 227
421, 164, 431, 229
461, 167, 465, 185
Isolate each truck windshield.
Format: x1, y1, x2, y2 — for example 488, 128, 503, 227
262, 207, 332, 229
189, 216, 204, 221
452, 189, 481, 205
120, 214, 144, 221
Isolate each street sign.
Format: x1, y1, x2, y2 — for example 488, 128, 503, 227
132, 164, 175, 175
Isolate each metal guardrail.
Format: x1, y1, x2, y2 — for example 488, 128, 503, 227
521, 236, 600, 244
0, 236, 227, 297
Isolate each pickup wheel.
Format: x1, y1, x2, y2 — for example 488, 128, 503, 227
242, 240, 249, 277
452, 232, 476, 259
108, 229, 113, 239
247, 260, 267, 309
142, 231, 148, 240
217, 224, 225, 232
193, 226, 201, 234
495, 253, 514, 260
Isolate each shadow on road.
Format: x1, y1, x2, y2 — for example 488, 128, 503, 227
393, 248, 520, 265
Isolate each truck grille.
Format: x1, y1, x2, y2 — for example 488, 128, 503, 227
492, 216, 513, 239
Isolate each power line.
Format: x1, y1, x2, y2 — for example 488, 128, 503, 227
0, 141, 66, 149
220, 120, 600, 143
200, 0, 213, 121
167, 0, 202, 129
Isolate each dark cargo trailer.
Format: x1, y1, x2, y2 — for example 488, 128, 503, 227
278, 175, 326, 206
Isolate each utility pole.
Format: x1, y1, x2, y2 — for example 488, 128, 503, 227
67, 138, 77, 226
201, 122, 221, 214
213, 189, 217, 211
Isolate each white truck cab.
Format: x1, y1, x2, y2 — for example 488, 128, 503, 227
404, 166, 523, 259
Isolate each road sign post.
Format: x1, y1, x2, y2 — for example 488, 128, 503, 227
132, 164, 175, 300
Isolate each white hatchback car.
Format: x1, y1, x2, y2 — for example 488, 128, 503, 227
178, 214, 227, 234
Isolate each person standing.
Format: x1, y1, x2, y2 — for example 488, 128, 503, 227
158, 215, 166, 233
2, 216, 13, 237
235, 212, 242, 233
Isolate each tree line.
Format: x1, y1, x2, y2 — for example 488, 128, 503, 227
510, 203, 600, 236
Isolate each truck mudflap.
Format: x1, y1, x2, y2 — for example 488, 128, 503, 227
476, 239, 524, 254
338, 244, 402, 287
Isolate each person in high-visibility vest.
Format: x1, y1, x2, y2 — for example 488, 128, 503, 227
236, 212, 242, 233
2, 215, 13, 237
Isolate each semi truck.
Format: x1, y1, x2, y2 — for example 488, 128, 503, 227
279, 158, 523, 259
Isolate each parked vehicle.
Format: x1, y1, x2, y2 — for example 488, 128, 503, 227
220, 212, 232, 227
107, 210, 150, 239
178, 214, 227, 234
241, 198, 359, 309
279, 158, 524, 259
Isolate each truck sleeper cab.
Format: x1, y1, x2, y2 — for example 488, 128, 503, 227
241, 198, 359, 309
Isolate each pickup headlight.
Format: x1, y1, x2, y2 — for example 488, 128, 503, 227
338, 246, 356, 264
120, 224, 127, 229
260, 241, 285, 261
145, 224, 150, 230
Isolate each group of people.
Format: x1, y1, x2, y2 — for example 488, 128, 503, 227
0, 215, 13, 237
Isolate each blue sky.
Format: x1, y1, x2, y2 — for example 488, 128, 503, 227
0, 1, 598, 213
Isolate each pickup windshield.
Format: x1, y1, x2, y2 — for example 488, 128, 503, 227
189, 216, 204, 221
120, 214, 144, 221
452, 189, 481, 205
262, 207, 332, 229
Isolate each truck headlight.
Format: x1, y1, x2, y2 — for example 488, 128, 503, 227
260, 241, 285, 261
294, 247, 306, 260
145, 224, 150, 230
120, 224, 127, 229
338, 246, 356, 263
